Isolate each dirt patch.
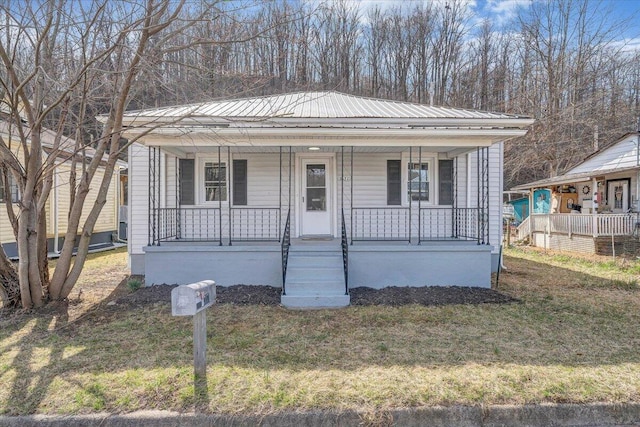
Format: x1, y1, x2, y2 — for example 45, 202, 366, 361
351, 285, 516, 306
108, 283, 515, 308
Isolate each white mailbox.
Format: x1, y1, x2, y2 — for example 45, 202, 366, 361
171, 280, 216, 316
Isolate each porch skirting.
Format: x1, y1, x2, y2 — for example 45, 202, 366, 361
142, 242, 493, 288
531, 231, 640, 256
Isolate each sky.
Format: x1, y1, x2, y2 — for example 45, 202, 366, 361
353, 0, 640, 47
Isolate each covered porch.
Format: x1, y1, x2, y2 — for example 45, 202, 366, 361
140, 142, 496, 305
146, 145, 491, 247
513, 166, 640, 255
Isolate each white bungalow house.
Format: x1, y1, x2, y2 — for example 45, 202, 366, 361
120, 91, 532, 308
512, 132, 640, 255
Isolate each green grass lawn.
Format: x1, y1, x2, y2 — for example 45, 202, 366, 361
1, 246, 639, 416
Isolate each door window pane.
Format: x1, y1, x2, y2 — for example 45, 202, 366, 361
307, 188, 326, 211
306, 164, 326, 211
614, 184, 623, 209
306, 164, 325, 187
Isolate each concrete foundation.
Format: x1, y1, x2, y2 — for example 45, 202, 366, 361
143, 241, 493, 288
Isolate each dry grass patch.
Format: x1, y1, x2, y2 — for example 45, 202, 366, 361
1, 246, 640, 415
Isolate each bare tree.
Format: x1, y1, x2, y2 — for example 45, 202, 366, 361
0, 0, 225, 309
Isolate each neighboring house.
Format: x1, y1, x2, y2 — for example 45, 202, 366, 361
0, 119, 124, 258
120, 91, 532, 308
512, 132, 640, 255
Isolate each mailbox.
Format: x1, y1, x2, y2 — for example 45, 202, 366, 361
171, 280, 216, 316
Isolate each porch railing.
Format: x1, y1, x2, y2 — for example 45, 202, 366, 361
527, 213, 637, 237
157, 207, 223, 244
454, 207, 481, 241
281, 210, 291, 295
157, 208, 179, 242
341, 208, 349, 295
230, 207, 280, 242
154, 205, 487, 245
351, 207, 410, 242
153, 207, 282, 245
418, 207, 479, 242
598, 214, 637, 235
516, 216, 531, 241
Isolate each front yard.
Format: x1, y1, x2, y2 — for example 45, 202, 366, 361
1, 246, 639, 416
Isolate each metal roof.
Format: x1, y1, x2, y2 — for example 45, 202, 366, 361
511, 166, 640, 190
122, 91, 530, 121
512, 133, 640, 190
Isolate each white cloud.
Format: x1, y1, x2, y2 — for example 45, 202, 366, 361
481, 0, 529, 26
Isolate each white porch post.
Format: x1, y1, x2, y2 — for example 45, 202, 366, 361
592, 176, 598, 237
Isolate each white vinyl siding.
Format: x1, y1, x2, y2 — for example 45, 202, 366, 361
54, 164, 119, 235
165, 153, 178, 208
128, 143, 150, 255
467, 142, 502, 250
350, 153, 390, 207
0, 160, 119, 247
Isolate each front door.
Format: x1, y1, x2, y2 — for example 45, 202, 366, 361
608, 180, 629, 213
300, 157, 333, 236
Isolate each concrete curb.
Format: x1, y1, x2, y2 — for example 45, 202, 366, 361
1, 403, 639, 427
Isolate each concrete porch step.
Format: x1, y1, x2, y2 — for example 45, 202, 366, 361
284, 280, 346, 295
282, 246, 349, 309
281, 293, 350, 309
286, 267, 344, 283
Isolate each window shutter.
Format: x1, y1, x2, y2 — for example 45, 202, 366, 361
233, 159, 247, 205
387, 160, 401, 205
179, 159, 195, 205
438, 159, 454, 205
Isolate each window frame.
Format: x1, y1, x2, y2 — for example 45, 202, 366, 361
198, 158, 229, 204
0, 171, 19, 204
400, 154, 435, 206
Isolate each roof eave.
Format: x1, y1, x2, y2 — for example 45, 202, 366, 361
116, 115, 534, 129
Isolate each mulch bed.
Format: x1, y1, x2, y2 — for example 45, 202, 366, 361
113, 283, 516, 308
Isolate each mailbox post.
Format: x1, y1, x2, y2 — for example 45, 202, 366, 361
171, 280, 216, 400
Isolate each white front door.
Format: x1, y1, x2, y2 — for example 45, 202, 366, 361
300, 157, 333, 236
608, 180, 629, 213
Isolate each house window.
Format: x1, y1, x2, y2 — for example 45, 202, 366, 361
391, 156, 436, 205
408, 162, 429, 202
0, 172, 19, 203
203, 161, 227, 202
